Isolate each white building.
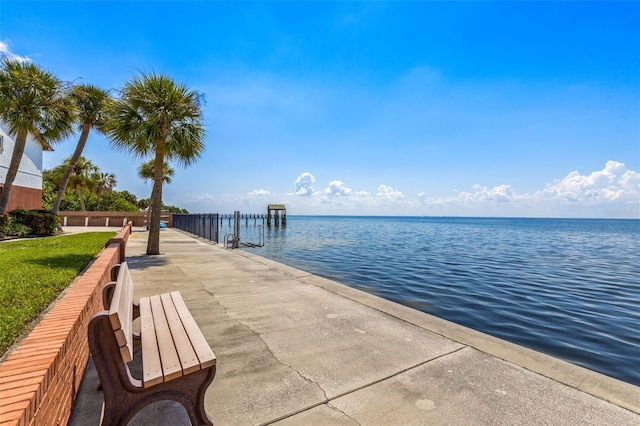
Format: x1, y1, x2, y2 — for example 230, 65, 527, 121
0, 123, 48, 211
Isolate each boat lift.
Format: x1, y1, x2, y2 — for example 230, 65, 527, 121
224, 211, 264, 249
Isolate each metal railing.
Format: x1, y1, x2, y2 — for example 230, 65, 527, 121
174, 212, 266, 248
173, 213, 219, 243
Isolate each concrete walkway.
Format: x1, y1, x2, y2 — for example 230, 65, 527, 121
70, 228, 639, 425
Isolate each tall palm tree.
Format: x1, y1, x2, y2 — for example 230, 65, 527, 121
94, 171, 117, 210
52, 84, 110, 213
105, 73, 205, 255
0, 57, 75, 213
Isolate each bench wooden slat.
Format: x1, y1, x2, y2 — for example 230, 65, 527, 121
159, 293, 201, 375
139, 297, 163, 388
149, 295, 182, 382
108, 263, 133, 363
169, 292, 216, 368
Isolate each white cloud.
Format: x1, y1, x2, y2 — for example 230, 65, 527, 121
419, 161, 639, 216
323, 180, 352, 196
295, 172, 316, 196
536, 160, 640, 204
175, 161, 639, 217
294, 181, 411, 214
376, 184, 405, 200
422, 184, 522, 209
0, 40, 31, 63
458, 184, 517, 203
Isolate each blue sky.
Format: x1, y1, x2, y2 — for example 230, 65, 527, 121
1, 1, 638, 217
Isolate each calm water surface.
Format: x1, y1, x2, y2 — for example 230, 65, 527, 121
241, 216, 640, 386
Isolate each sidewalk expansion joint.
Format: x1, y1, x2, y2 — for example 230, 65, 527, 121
213, 296, 332, 402
261, 346, 465, 425
327, 345, 466, 403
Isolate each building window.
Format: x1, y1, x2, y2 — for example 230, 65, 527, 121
0, 135, 4, 153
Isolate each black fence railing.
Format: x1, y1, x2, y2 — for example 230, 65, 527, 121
173, 213, 220, 243
174, 213, 274, 247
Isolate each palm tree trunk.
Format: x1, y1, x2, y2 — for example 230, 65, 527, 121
146, 143, 165, 255
0, 129, 29, 214
76, 185, 87, 211
52, 125, 91, 214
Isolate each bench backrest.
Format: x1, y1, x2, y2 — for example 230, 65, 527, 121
108, 262, 134, 363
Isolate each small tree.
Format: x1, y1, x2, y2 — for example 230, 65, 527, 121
138, 159, 174, 184
138, 159, 174, 229
94, 172, 117, 210
63, 155, 98, 211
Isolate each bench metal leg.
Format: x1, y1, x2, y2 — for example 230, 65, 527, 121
89, 312, 215, 425
100, 368, 215, 425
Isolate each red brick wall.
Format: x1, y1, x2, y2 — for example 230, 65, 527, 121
0, 185, 43, 211
0, 224, 132, 426
58, 211, 174, 228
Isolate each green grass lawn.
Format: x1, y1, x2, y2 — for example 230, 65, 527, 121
0, 232, 115, 356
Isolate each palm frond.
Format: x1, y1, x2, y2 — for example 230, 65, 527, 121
0, 58, 75, 147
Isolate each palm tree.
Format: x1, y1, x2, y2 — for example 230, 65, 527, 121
138, 159, 174, 229
105, 73, 205, 255
94, 172, 117, 210
66, 155, 98, 211
52, 84, 110, 213
47, 163, 68, 191
0, 57, 75, 213
138, 159, 174, 184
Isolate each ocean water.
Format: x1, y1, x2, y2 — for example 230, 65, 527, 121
239, 216, 640, 386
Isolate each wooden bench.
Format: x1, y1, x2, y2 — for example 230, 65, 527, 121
88, 262, 216, 425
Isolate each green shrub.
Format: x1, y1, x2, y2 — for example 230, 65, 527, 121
9, 209, 59, 236
30, 210, 59, 235
8, 208, 29, 224
6, 221, 31, 237
0, 213, 32, 238
0, 213, 10, 237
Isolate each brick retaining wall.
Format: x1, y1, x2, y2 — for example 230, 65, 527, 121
57, 211, 174, 228
0, 223, 132, 425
